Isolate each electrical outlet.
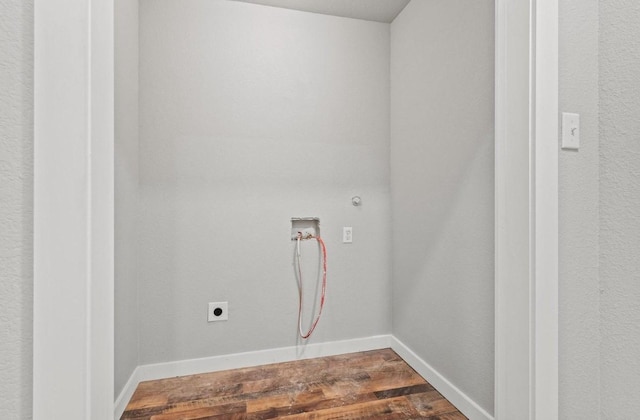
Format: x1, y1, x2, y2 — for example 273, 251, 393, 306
343, 227, 353, 243
208, 302, 228, 322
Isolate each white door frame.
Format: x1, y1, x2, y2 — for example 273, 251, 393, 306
33, 0, 114, 418
494, 0, 558, 419
32, 1, 558, 419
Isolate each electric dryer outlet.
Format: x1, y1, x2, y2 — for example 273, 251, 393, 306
208, 302, 228, 322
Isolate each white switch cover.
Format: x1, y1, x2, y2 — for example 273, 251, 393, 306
343, 227, 353, 243
562, 112, 580, 150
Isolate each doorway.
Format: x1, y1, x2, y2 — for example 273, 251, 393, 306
31, 1, 558, 419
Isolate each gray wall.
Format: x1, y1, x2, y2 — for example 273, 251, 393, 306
599, 1, 640, 417
2, 1, 629, 417
559, 0, 640, 418
115, 0, 140, 396
558, 0, 601, 418
390, 0, 495, 415
0, 0, 33, 418
136, 0, 391, 364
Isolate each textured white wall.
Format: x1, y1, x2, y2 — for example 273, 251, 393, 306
137, 0, 391, 364
0, 0, 33, 418
560, 1, 640, 417
599, 1, 640, 417
115, 0, 140, 397
390, 0, 495, 414
3, 0, 121, 413
558, 1, 601, 418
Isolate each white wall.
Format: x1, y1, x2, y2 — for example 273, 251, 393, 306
599, 1, 640, 417
558, 0, 640, 417
558, 0, 601, 418
390, 0, 495, 415
115, 0, 140, 397
136, 0, 391, 364
0, 0, 33, 418
559, 1, 640, 418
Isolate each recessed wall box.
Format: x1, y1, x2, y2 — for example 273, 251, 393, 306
291, 217, 320, 240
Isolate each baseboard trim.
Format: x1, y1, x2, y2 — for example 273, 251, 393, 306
114, 366, 142, 420
114, 335, 393, 419
114, 335, 493, 420
390, 337, 494, 420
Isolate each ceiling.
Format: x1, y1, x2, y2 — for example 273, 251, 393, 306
228, 0, 411, 23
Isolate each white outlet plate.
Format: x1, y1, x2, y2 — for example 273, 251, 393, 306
343, 227, 353, 243
208, 302, 228, 322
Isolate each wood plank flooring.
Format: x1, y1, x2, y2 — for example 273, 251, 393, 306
121, 348, 467, 420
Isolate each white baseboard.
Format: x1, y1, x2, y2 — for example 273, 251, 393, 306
390, 337, 494, 420
114, 335, 393, 419
114, 335, 493, 420
114, 366, 142, 420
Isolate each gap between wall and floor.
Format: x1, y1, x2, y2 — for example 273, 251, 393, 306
114, 335, 493, 420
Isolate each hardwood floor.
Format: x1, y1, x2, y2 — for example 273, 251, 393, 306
121, 348, 467, 419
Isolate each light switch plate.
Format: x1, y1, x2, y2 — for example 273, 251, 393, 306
562, 112, 580, 150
